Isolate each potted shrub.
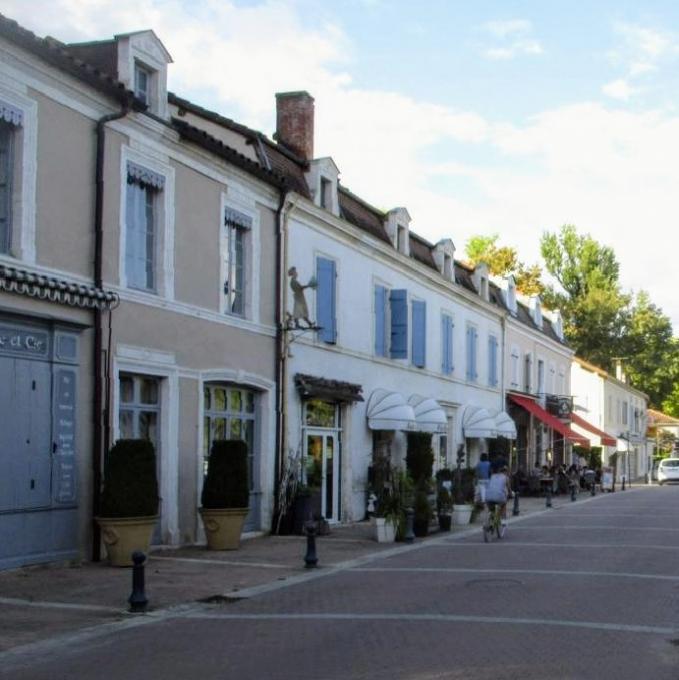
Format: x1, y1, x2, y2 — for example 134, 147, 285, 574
373, 489, 400, 543
200, 440, 250, 550
452, 463, 475, 526
437, 486, 453, 531
413, 486, 432, 537
96, 439, 159, 567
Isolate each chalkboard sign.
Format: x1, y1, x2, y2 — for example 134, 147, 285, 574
601, 466, 614, 492
53, 367, 77, 504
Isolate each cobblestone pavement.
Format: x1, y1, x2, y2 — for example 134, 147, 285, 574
3, 484, 678, 679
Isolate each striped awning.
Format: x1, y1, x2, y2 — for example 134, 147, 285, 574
367, 389, 415, 431
408, 395, 447, 433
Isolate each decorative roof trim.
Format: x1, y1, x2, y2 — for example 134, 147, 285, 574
127, 161, 165, 189
295, 373, 363, 403
0, 100, 22, 126
0, 265, 119, 310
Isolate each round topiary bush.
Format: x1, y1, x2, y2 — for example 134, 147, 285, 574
100, 439, 159, 518
201, 440, 249, 509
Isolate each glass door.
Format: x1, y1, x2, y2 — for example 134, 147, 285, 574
304, 431, 339, 522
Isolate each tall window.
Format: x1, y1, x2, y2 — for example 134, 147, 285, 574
411, 300, 426, 368
374, 285, 389, 357
0, 101, 23, 255
441, 313, 453, 375
510, 348, 520, 387
203, 384, 255, 490
316, 257, 337, 343
488, 334, 498, 387
466, 325, 478, 382
126, 163, 164, 291
134, 63, 152, 105
524, 353, 532, 393
223, 208, 251, 316
119, 374, 160, 445
320, 177, 332, 209
537, 359, 545, 394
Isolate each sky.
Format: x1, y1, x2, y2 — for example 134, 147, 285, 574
4, 0, 679, 330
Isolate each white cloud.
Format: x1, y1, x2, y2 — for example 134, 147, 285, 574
484, 19, 532, 39
2, 2, 678, 330
602, 79, 636, 101
481, 18, 543, 60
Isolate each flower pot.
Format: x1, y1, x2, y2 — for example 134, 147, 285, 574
438, 513, 452, 531
452, 504, 473, 526
96, 515, 159, 567
200, 507, 249, 550
374, 517, 397, 543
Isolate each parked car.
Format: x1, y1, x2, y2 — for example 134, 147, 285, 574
657, 458, 679, 485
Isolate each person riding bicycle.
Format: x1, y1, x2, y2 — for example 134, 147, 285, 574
486, 460, 511, 526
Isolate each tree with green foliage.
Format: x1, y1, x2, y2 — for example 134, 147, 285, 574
465, 234, 544, 296
540, 224, 630, 369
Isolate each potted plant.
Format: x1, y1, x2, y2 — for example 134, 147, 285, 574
437, 486, 453, 531
452, 446, 474, 525
373, 489, 400, 543
413, 486, 433, 537
200, 439, 250, 550
96, 439, 159, 567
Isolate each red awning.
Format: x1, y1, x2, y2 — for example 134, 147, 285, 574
509, 394, 590, 448
570, 413, 617, 447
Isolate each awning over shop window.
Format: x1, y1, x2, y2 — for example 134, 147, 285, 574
570, 412, 616, 447
461, 405, 496, 439
508, 394, 590, 448
489, 409, 517, 440
408, 395, 447, 433
367, 389, 415, 431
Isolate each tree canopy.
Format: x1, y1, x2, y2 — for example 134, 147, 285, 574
466, 226, 679, 413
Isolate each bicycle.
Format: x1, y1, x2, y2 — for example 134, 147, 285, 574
482, 501, 507, 542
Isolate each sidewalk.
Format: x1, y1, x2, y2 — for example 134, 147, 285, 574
0, 492, 599, 654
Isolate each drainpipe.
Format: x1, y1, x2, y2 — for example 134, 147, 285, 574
92, 106, 129, 561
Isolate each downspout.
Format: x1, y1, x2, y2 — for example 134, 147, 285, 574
92, 105, 129, 561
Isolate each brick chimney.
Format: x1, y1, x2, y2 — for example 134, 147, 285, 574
275, 91, 314, 160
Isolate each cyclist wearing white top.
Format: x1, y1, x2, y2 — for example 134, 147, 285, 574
486, 462, 511, 525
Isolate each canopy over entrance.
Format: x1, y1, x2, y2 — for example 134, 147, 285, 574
366, 389, 415, 431
461, 405, 496, 439
489, 409, 517, 440
570, 412, 616, 447
508, 394, 589, 447
408, 395, 447, 433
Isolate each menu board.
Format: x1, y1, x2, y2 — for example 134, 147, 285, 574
601, 466, 614, 492
53, 367, 77, 504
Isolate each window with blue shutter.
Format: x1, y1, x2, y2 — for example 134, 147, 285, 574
488, 335, 498, 386
316, 257, 337, 344
441, 313, 453, 375
411, 300, 426, 368
374, 285, 388, 356
389, 289, 408, 359
466, 326, 478, 382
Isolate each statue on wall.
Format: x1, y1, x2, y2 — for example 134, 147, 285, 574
287, 267, 316, 329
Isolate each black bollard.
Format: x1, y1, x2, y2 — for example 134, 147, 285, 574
570, 484, 577, 502
404, 507, 415, 544
590, 481, 596, 497
303, 521, 318, 568
512, 490, 520, 516
128, 551, 148, 613
546, 484, 552, 508
622, 477, 626, 491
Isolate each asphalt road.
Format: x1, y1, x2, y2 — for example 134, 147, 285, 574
3, 485, 679, 679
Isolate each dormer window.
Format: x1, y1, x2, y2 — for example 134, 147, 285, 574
480, 276, 488, 300
433, 239, 455, 282
320, 177, 332, 209
134, 62, 152, 105
397, 225, 407, 254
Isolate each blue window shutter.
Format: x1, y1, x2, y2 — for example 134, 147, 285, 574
441, 314, 453, 375
488, 335, 497, 386
472, 328, 478, 380
412, 300, 426, 368
465, 327, 471, 380
390, 289, 408, 359
316, 258, 336, 343
374, 285, 387, 356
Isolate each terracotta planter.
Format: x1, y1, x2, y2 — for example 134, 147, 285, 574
200, 507, 248, 550
96, 515, 158, 567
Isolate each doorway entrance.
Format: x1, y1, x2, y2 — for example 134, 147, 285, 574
302, 400, 341, 523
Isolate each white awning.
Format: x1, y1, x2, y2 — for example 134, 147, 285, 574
489, 409, 517, 440
366, 389, 416, 431
461, 405, 497, 439
408, 395, 447, 433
